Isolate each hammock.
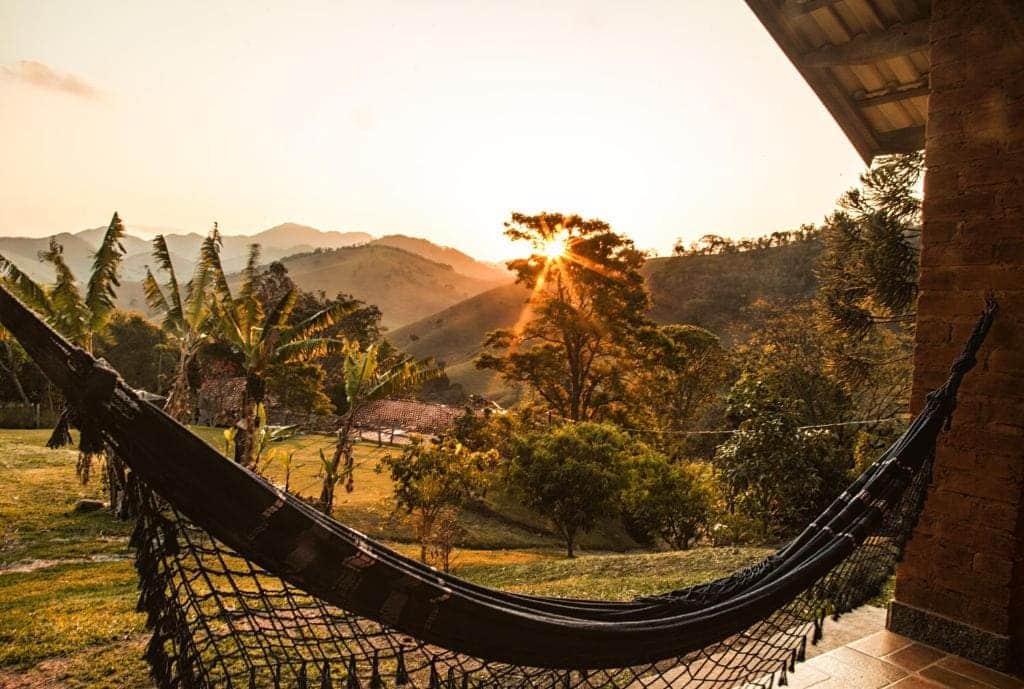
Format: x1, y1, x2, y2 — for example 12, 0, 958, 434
0, 284, 998, 689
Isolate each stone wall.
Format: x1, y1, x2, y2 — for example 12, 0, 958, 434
890, 0, 1024, 673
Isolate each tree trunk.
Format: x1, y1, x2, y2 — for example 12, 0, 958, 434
565, 528, 576, 558
319, 416, 355, 514
234, 374, 264, 469
163, 351, 194, 423
0, 342, 30, 404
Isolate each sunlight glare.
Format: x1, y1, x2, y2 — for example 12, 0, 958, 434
542, 232, 568, 260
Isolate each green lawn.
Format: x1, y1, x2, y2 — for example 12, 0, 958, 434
0, 428, 772, 688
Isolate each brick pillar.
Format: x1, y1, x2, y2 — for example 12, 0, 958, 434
887, 0, 1024, 674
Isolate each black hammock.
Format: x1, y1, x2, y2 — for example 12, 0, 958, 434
0, 285, 998, 689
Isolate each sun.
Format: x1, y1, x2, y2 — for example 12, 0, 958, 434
541, 233, 568, 260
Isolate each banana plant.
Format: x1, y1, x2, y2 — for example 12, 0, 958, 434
0, 212, 126, 353
142, 225, 223, 422
206, 243, 352, 469
318, 341, 440, 514
0, 213, 127, 487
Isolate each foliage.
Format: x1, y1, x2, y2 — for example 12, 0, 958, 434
0, 212, 126, 352
94, 311, 176, 394
266, 361, 334, 416
818, 152, 923, 338
143, 225, 226, 421
509, 422, 630, 557
381, 436, 497, 567
0, 213, 127, 486
714, 376, 848, 537
674, 226, 819, 256
204, 246, 352, 468
628, 324, 732, 458
319, 341, 440, 512
621, 454, 718, 550
477, 213, 649, 421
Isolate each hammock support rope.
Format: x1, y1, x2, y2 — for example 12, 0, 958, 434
0, 285, 998, 689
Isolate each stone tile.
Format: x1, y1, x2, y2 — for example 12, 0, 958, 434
785, 664, 832, 689
849, 631, 915, 658
808, 607, 888, 659
936, 657, 1024, 689
921, 666, 996, 689
805, 647, 907, 689
886, 677, 947, 689
884, 643, 948, 672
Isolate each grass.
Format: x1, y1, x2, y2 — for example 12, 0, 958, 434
0, 428, 773, 688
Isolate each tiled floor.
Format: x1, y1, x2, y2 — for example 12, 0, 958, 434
786, 627, 1024, 689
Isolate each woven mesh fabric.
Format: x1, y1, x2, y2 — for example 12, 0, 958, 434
128, 455, 930, 689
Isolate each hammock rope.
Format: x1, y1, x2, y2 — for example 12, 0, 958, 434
0, 285, 998, 689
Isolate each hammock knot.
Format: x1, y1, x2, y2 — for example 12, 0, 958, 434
78, 357, 119, 407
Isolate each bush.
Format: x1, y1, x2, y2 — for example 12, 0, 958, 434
509, 422, 629, 558
621, 455, 718, 550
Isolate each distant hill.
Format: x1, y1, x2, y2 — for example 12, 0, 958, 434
250, 223, 373, 250
643, 239, 821, 338
389, 282, 530, 403
371, 235, 512, 284
391, 240, 822, 400
1, 222, 517, 330
275, 245, 505, 329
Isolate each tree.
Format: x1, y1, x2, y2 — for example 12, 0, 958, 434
142, 226, 225, 422
0, 331, 31, 404
0, 213, 127, 486
477, 213, 649, 421
818, 152, 923, 338
629, 324, 731, 458
714, 376, 847, 537
265, 361, 333, 416
318, 342, 438, 513
380, 436, 496, 567
94, 311, 176, 393
0, 212, 127, 352
509, 422, 629, 557
621, 454, 717, 550
206, 244, 351, 468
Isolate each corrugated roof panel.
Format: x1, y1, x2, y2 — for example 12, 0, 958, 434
743, 0, 931, 161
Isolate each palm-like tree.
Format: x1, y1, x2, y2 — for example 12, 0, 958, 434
0, 213, 127, 353
207, 244, 352, 468
319, 342, 438, 513
142, 225, 223, 422
0, 212, 127, 487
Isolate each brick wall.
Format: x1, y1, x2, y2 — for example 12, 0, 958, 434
892, 0, 1024, 671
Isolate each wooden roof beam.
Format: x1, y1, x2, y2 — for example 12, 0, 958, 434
781, 0, 842, 18
875, 125, 925, 154
854, 81, 929, 108
801, 19, 930, 66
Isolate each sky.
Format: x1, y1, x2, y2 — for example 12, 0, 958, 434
0, 0, 867, 261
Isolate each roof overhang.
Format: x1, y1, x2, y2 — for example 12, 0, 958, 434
744, 0, 931, 163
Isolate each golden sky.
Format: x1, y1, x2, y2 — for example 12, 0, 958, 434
0, 0, 866, 260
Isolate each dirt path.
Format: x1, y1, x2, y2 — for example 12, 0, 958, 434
0, 553, 131, 575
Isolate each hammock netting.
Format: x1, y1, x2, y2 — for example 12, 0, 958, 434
0, 285, 998, 689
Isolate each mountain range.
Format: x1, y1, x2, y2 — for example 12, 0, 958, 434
0, 223, 512, 329
1, 222, 821, 401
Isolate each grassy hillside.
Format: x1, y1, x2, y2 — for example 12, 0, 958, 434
644, 239, 821, 340
278, 245, 505, 329
392, 241, 822, 399
0, 428, 769, 687
372, 235, 513, 284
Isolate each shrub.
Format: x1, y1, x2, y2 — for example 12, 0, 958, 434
621, 455, 718, 550
509, 422, 629, 558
